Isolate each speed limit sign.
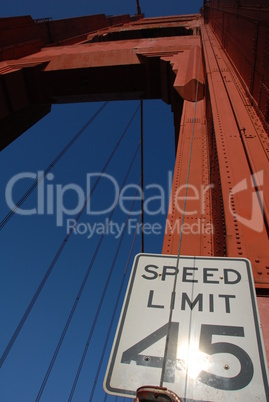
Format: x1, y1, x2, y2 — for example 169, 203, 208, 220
104, 254, 269, 401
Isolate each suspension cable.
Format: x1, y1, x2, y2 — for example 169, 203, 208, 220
68, 179, 142, 402
0, 102, 108, 230
90, 213, 142, 402
0, 104, 140, 368
140, 99, 145, 253
160, 35, 202, 388
35, 143, 141, 402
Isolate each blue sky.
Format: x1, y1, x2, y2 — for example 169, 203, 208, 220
0, 1, 202, 401
2, 1, 202, 20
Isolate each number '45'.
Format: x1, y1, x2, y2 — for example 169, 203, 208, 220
121, 323, 253, 390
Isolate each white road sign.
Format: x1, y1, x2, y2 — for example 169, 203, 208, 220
104, 254, 269, 401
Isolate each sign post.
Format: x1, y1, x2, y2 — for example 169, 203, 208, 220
104, 254, 269, 401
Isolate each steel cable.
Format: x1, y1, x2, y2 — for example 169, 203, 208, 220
35, 143, 140, 402
160, 32, 202, 389
89, 213, 142, 402
68, 179, 141, 401
0, 104, 140, 368
0, 102, 108, 230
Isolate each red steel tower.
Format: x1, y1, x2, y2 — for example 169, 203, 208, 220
0, 0, 268, 367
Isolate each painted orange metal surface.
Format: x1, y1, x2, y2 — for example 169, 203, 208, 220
201, 23, 269, 286
0, 17, 203, 149
162, 99, 214, 257
0, 14, 142, 60
205, 2, 269, 368
206, 0, 269, 126
162, 22, 269, 289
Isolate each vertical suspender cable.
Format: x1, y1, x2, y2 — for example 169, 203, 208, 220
0, 102, 108, 230
140, 99, 145, 253
90, 213, 142, 402
68, 179, 141, 402
160, 34, 202, 389
0, 105, 140, 369
35, 143, 140, 402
